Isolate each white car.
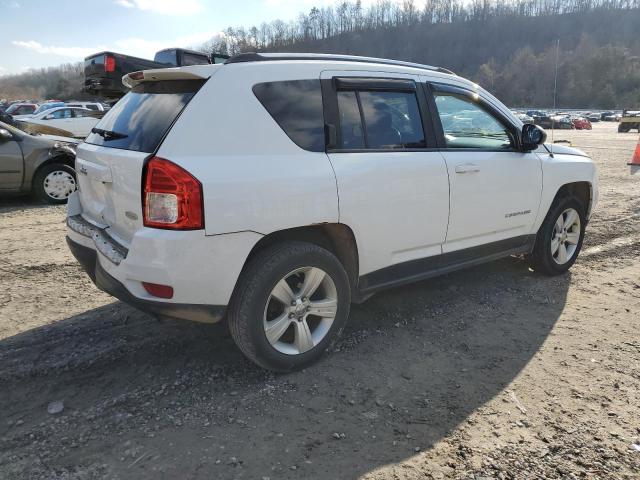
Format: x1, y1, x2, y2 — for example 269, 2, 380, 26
515, 112, 534, 123
17, 106, 100, 138
66, 53, 598, 371
66, 101, 109, 112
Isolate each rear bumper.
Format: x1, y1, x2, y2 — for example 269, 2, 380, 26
67, 236, 227, 323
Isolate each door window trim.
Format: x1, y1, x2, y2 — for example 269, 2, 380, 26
428, 82, 523, 152
322, 76, 439, 153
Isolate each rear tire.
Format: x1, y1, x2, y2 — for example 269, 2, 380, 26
33, 163, 76, 204
227, 242, 351, 372
529, 195, 586, 275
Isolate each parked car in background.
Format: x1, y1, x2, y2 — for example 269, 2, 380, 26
66, 101, 110, 112
4, 103, 37, 116
514, 112, 534, 123
526, 110, 546, 118
0, 121, 78, 203
571, 116, 592, 130
600, 111, 615, 121
586, 113, 601, 122
549, 115, 575, 129
604, 113, 621, 121
16, 106, 101, 138
13, 102, 65, 120
618, 110, 640, 132
66, 53, 597, 371
83, 47, 220, 99
534, 115, 554, 129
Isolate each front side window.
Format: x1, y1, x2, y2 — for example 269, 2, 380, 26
253, 80, 325, 152
336, 88, 425, 150
434, 94, 514, 149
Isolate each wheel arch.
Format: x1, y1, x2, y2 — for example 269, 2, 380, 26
241, 223, 360, 299
552, 181, 593, 218
31, 153, 76, 191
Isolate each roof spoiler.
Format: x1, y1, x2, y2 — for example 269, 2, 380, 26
122, 68, 208, 89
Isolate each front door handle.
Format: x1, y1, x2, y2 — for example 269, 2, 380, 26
455, 164, 480, 174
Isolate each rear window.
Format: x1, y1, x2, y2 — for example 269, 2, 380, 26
253, 80, 325, 152
154, 50, 177, 66
85, 79, 205, 153
85, 55, 104, 67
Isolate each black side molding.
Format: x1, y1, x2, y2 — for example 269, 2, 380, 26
356, 234, 536, 300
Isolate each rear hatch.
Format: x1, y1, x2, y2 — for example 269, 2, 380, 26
77, 77, 207, 245
84, 53, 109, 79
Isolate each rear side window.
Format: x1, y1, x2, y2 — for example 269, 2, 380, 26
336, 88, 426, 150
181, 52, 208, 66
85, 79, 205, 153
337, 91, 364, 149
253, 80, 325, 152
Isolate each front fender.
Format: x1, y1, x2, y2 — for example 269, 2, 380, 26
533, 150, 598, 232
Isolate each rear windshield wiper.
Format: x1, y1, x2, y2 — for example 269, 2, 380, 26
91, 127, 128, 140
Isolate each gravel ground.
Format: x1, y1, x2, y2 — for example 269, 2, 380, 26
0, 122, 638, 479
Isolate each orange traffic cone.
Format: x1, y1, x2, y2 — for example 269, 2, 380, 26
629, 135, 640, 166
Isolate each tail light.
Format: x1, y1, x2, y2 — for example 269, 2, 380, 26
143, 157, 204, 230
104, 55, 116, 72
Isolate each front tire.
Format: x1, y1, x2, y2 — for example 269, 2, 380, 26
529, 195, 586, 275
227, 242, 351, 372
33, 163, 76, 204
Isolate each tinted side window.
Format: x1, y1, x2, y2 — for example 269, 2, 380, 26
49, 109, 72, 119
434, 94, 514, 150
336, 89, 425, 150
359, 91, 425, 149
181, 52, 208, 66
85, 79, 205, 153
253, 80, 325, 152
337, 91, 364, 149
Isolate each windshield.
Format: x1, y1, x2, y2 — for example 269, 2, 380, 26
33, 103, 64, 115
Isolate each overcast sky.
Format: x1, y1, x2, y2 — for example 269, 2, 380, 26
1, 0, 368, 75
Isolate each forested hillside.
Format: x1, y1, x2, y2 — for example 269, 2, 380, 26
2, 0, 640, 108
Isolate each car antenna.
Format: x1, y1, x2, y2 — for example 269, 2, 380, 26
550, 38, 560, 158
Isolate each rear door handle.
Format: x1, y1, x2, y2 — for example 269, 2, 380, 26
455, 164, 480, 174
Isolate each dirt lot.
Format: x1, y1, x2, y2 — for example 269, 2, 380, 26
1, 122, 638, 479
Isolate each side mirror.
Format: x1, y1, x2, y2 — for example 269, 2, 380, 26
0, 128, 12, 141
521, 123, 547, 151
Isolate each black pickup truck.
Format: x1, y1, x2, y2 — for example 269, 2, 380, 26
84, 48, 227, 98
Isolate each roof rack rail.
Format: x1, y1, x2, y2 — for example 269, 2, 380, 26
224, 52, 455, 75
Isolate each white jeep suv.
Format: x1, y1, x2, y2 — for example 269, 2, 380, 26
66, 53, 598, 371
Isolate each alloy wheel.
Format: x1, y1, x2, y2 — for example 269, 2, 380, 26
263, 266, 338, 355
551, 207, 581, 264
